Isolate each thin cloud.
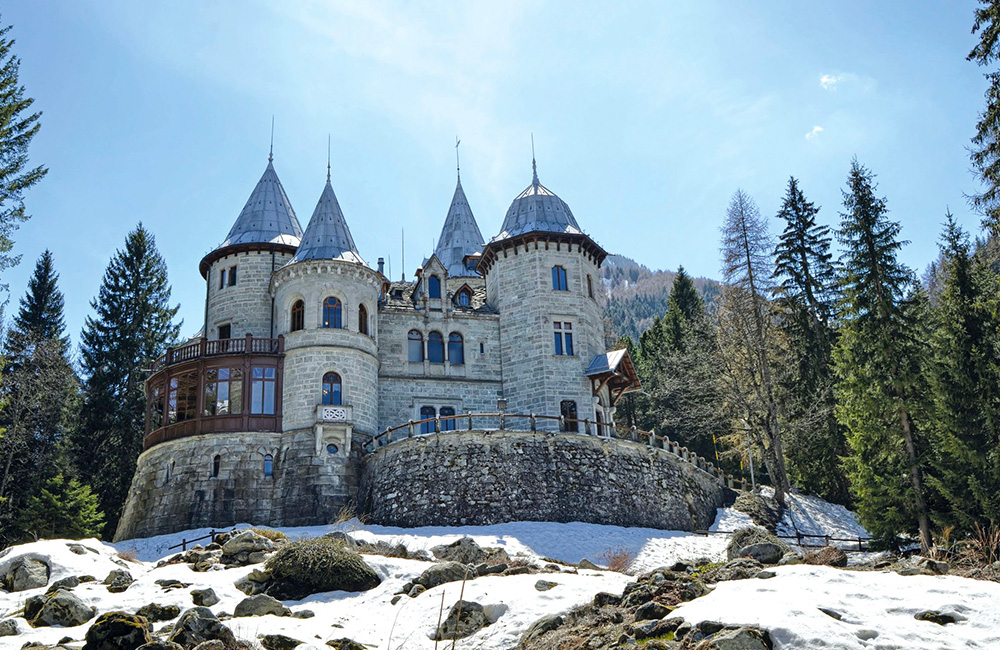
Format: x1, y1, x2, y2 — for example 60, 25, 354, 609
820, 72, 875, 92
805, 126, 824, 140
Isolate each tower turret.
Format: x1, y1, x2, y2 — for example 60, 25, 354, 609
434, 174, 484, 278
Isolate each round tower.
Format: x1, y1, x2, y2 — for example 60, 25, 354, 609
479, 159, 609, 428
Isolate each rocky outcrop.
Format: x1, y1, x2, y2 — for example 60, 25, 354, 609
234, 594, 291, 618
29, 589, 96, 627
82, 611, 153, 650
168, 608, 236, 649
6, 557, 50, 592
190, 588, 219, 607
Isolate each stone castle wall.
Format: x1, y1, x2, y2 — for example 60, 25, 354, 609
115, 429, 360, 541
207, 250, 294, 339
359, 430, 726, 531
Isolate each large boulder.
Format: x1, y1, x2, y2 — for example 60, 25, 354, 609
167, 608, 236, 649
136, 603, 181, 622
234, 594, 290, 618
259, 633, 303, 650
726, 527, 789, 561
430, 538, 490, 565
415, 561, 476, 589
520, 614, 564, 645
104, 569, 135, 593
737, 543, 785, 565
6, 557, 50, 591
0, 618, 22, 636
190, 588, 220, 607
264, 537, 380, 599
222, 530, 275, 556
136, 642, 184, 650
30, 589, 96, 627
83, 611, 153, 650
431, 600, 489, 641
700, 558, 764, 584
693, 626, 768, 649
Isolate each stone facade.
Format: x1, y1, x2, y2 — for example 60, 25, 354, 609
360, 430, 727, 531
207, 250, 295, 340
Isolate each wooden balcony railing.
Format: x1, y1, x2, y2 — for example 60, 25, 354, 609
365, 413, 747, 491
153, 335, 283, 370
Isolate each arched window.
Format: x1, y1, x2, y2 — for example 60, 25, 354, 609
323, 297, 343, 329
440, 406, 456, 431
448, 332, 464, 365
419, 405, 436, 434
427, 331, 445, 364
560, 400, 578, 432
358, 304, 369, 335
290, 300, 305, 332
263, 454, 273, 477
212, 454, 221, 478
322, 372, 342, 405
552, 265, 568, 291
428, 275, 441, 299
456, 288, 472, 307
407, 330, 423, 362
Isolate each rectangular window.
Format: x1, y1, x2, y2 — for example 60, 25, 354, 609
552, 265, 568, 291
553, 321, 574, 356
251, 366, 276, 415
219, 269, 226, 289
204, 367, 243, 416
587, 275, 594, 299
168, 371, 198, 423
218, 324, 231, 340
440, 406, 456, 431
148, 383, 165, 432
228, 265, 237, 286
419, 405, 436, 434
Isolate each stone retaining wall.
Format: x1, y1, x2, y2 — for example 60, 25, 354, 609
359, 430, 726, 531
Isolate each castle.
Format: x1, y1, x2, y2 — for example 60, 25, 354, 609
115, 150, 729, 541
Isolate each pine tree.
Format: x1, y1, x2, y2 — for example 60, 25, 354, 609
0, 21, 47, 293
17, 473, 104, 541
925, 213, 1000, 531
834, 159, 932, 551
969, 0, 1000, 234
718, 189, 790, 505
772, 178, 849, 504
0, 251, 78, 541
75, 224, 179, 537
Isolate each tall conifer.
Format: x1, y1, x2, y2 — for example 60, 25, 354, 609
969, 0, 1000, 234
76, 224, 179, 537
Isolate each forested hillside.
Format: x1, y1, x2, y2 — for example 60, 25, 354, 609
600, 254, 721, 342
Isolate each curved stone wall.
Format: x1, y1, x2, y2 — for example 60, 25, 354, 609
359, 430, 727, 531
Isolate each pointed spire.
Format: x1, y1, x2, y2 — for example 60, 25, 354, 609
291, 165, 366, 265
269, 116, 274, 162
456, 136, 461, 183
327, 134, 332, 183
218, 155, 303, 249
435, 161, 485, 277
531, 133, 539, 186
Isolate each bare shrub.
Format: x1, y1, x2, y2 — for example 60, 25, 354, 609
116, 548, 139, 563
599, 547, 636, 573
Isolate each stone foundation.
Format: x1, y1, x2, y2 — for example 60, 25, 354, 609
359, 430, 726, 531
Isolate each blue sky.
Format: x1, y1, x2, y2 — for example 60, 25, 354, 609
3, 1, 989, 344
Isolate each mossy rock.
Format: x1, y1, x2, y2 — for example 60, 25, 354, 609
264, 536, 380, 599
732, 492, 783, 532
726, 527, 789, 560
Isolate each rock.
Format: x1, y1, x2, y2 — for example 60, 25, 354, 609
475, 562, 506, 576
803, 547, 848, 568
247, 551, 267, 564
390, 595, 403, 605
778, 552, 803, 566
914, 557, 950, 575
756, 570, 776, 579
432, 600, 489, 641
222, 530, 275, 556
819, 608, 842, 620
104, 569, 135, 593
578, 559, 600, 570
136, 603, 181, 622
593, 592, 622, 607
25, 594, 46, 621
30, 589, 96, 628
190, 588, 220, 607
325, 640, 367, 650
737, 543, 785, 565
259, 633, 302, 650
234, 594, 291, 618
694, 626, 768, 649
430, 538, 490, 565
136, 642, 184, 650
7, 557, 50, 591
898, 566, 935, 576
292, 609, 315, 619
190, 642, 225, 650
700, 558, 763, 583
83, 611, 153, 650
521, 614, 563, 644
168, 608, 236, 649
0, 618, 20, 635
407, 584, 426, 598
915, 610, 959, 625
67, 543, 89, 555
634, 601, 670, 621
47, 576, 81, 594
155, 579, 191, 590
726, 527, 788, 561
534, 580, 557, 591
415, 561, 475, 589
502, 565, 533, 576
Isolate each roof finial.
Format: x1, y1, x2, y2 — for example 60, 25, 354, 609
269, 116, 274, 162
327, 134, 331, 183
455, 136, 461, 182
531, 133, 538, 185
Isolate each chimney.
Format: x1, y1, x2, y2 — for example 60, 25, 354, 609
377, 257, 385, 275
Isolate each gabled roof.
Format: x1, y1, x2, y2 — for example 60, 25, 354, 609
435, 177, 485, 277
291, 177, 366, 265
491, 161, 582, 242
586, 348, 642, 404
219, 158, 303, 248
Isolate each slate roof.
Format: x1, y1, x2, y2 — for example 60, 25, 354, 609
218, 158, 303, 249
434, 177, 485, 277
492, 161, 582, 242
291, 176, 366, 265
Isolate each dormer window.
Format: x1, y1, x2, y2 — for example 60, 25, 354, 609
552, 266, 568, 291
428, 275, 442, 299
456, 288, 472, 307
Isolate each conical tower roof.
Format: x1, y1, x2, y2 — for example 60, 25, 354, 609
434, 176, 485, 277
219, 157, 303, 248
492, 160, 581, 242
291, 173, 366, 265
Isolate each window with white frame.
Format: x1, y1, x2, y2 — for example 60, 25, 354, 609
553, 321, 574, 356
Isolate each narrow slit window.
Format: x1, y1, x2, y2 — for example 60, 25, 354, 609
263, 454, 273, 477
290, 300, 305, 332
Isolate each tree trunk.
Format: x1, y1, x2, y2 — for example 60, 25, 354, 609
899, 405, 932, 553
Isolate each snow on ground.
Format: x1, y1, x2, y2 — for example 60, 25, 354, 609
673, 564, 1000, 650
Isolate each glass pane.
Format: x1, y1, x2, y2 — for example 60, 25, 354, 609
408, 339, 423, 362
263, 381, 275, 414
565, 333, 574, 356
251, 381, 263, 414
554, 333, 563, 355
229, 370, 243, 414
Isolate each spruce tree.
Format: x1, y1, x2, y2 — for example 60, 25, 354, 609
969, 0, 1000, 234
0, 251, 78, 541
925, 213, 1000, 531
76, 224, 179, 538
834, 160, 932, 551
718, 189, 790, 504
17, 473, 104, 541
0, 21, 47, 292
772, 178, 849, 504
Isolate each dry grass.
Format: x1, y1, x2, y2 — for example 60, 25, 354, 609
599, 547, 636, 574
333, 504, 368, 528
249, 527, 288, 542
116, 548, 140, 563
957, 523, 1000, 567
